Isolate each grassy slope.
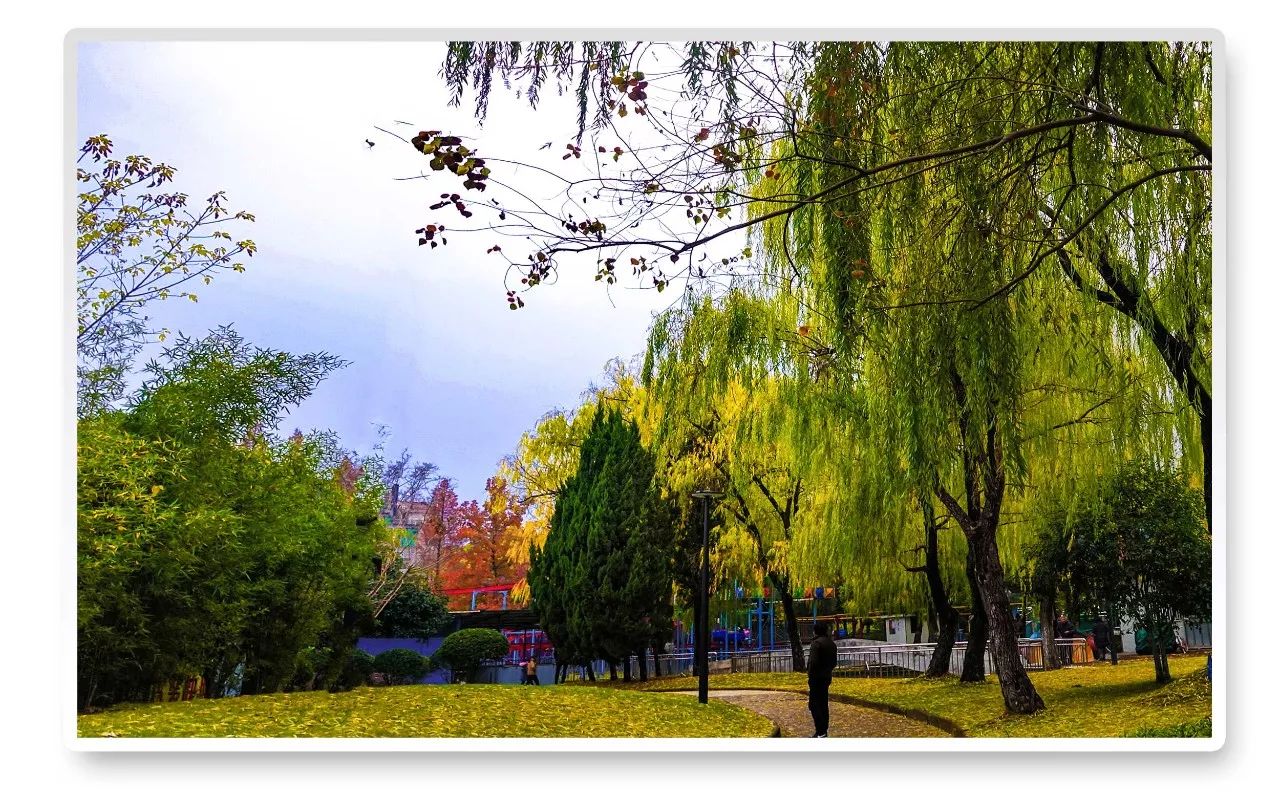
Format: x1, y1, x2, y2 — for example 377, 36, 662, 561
612, 654, 1211, 738
77, 683, 775, 738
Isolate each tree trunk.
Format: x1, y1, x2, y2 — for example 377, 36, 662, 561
636, 648, 648, 681
82, 676, 98, 713
1108, 603, 1119, 666
938, 368, 1044, 713
608, 660, 618, 680
622, 656, 632, 682
970, 526, 1046, 713
585, 664, 596, 682
960, 549, 988, 682
922, 505, 960, 678
1039, 596, 1060, 670
774, 577, 807, 673
1153, 636, 1171, 683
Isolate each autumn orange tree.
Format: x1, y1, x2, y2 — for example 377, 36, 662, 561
415, 478, 465, 585
436, 478, 528, 607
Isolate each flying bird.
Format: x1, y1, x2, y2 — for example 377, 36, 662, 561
538, 141, 553, 150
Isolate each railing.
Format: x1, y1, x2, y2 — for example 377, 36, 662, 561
478, 637, 1108, 684
649, 638, 1095, 680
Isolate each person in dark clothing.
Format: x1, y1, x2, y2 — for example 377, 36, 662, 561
1090, 616, 1111, 661
1054, 612, 1076, 639
1054, 612, 1078, 665
807, 620, 839, 737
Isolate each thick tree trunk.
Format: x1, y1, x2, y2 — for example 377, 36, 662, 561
1039, 596, 1060, 670
960, 550, 988, 682
608, 661, 618, 680
922, 505, 960, 678
585, 664, 596, 682
622, 656, 632, 682
938, 368, 1044, 713
970, 527, 1046, 714
774, 577, 807, 673
636, 648, 648, 681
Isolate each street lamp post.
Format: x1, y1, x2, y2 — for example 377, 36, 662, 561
691, 489, 722, 705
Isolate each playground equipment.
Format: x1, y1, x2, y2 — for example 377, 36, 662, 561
671, 582, 864, 653
441, 582, 517, 611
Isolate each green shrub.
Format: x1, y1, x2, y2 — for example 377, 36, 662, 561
1129, 716, 1212, 738
372, 648, 432, 686
374, 584, 450, 640
436, 629, 509, 683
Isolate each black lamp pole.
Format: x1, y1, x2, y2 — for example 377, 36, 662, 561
692, 490, 722, 705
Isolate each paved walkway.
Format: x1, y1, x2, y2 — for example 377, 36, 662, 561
670, 689, 949, 738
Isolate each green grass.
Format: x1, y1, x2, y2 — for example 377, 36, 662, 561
77, 683, 776, 738
605, 654, 1211, 738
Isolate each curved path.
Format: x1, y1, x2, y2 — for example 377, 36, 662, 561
670, 689, 950, 738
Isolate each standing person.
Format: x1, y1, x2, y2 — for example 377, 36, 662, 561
1054, 612, 1077, 664
524, 656, 540, 686
1090, 615, 1112, 661
807, 620, 838, 738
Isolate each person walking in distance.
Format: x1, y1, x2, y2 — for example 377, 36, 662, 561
524, 656, 540, 686
807, 620, 838, 737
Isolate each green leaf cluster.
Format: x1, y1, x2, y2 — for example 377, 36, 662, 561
372, 649, 435, 686
78, 328, 385, 709
1043, 461, 1210, 682
373, 583, 450, 641
436, 629, 510, 682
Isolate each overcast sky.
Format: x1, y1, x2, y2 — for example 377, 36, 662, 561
76, 41, 686, 502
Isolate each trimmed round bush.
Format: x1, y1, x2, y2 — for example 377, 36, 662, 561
436, 629, 510, 683
372, 648, 432, 686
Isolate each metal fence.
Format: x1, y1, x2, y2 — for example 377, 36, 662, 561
479, 637, 1116, 684
652, 638, 1096, 680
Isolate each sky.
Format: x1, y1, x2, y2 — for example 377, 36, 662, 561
76, 41, 687, 502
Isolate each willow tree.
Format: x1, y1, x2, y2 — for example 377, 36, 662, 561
643, 287, 972, 675
419, 39, 1211, 714
644, 292, 817, 671
733, 44, 1195, 709
415, 40, 1209, 501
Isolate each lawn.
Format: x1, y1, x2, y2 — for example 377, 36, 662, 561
607, 654, 1211, 738
77, 683, 776, 738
